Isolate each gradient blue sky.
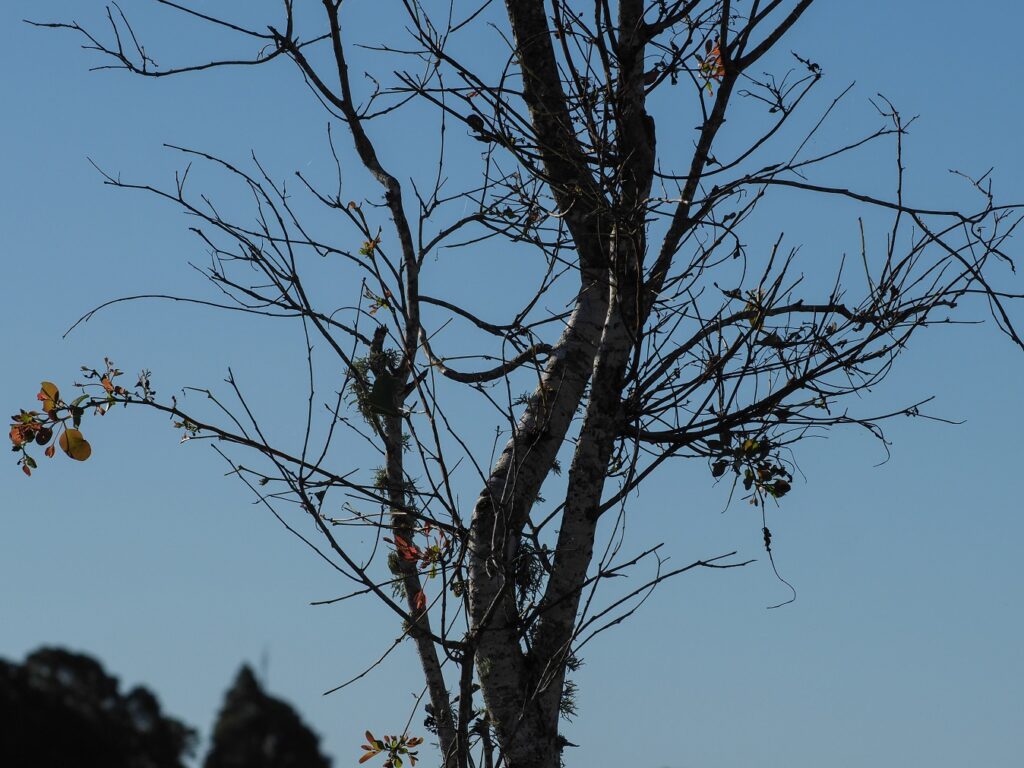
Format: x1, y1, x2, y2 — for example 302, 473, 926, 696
2, 2, 1023, 767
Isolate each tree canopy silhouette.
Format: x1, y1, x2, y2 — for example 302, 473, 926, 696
204, 664, 331, 768
0, 647, 196, 768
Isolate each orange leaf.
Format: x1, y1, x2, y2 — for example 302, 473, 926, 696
413, 590, 427, 611
59, 429, 92, 461
359, 753, 377, 764
44, 444, 56, 459
708, 45, 725, 80
10, 424, 28, 447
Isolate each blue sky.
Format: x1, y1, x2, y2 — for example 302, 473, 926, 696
2, 2, 1022, 767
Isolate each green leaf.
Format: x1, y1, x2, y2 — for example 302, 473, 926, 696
368, 373, 401, 417
59, 429, 92, 461
39, 381, 60, 411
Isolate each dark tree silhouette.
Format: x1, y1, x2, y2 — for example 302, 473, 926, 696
204, 664, 332, 768
0, 647, 196, 768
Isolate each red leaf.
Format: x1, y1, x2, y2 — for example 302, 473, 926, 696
390, 535, 421, 561
22, 464, 31, 477
413, 590, 427, 611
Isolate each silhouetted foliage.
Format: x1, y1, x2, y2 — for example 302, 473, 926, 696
0, 647, 196, 768
204, 665, 331, 768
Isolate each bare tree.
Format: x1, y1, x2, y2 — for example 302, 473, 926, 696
11, 2, 1023, 767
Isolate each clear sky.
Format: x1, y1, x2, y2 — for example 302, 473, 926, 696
2, 2, 1022, 767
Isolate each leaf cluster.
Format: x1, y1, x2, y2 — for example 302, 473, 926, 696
359, 731, 424, 768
